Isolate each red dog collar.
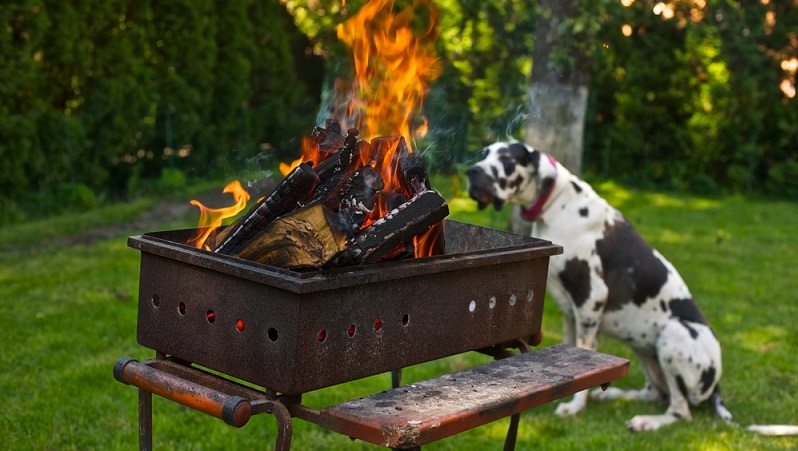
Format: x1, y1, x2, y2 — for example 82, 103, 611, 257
520, 154, 558, 221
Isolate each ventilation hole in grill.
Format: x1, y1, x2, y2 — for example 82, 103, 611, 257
468, 300, 476, 313
317, 330, 327, 342
347, 324, 356, 337
236, 319, 245, 332
177, 302, 186, 315
488, 296, 497, 309
509, 294, 517, 306
151, 294, 160, 308
268, 328, 278, 341
401, 314, 410, 327
374, 318, 383, 331
527, 289, 534, 302
206, 310, 216, 323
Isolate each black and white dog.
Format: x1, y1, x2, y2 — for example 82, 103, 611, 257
466, 141, 733, 431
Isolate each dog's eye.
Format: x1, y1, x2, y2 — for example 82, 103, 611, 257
501, 157, 517, 176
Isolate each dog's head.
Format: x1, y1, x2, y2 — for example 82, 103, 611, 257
466, 141, 557, 211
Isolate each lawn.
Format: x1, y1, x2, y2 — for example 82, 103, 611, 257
1, 176, 796, 450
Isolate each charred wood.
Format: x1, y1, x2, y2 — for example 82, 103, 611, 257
214, 162, 319, 255
233, 201, 352, 270
326, 190, 449, 268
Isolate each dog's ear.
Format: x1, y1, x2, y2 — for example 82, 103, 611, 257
507, 142, 533, 166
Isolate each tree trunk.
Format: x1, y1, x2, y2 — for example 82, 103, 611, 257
517, 0, 592, 237
525, 0, 591, 176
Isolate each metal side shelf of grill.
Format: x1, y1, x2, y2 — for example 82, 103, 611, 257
114, 343, 629, 450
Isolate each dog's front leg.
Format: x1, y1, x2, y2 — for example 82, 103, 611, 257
554, 310, 602, 416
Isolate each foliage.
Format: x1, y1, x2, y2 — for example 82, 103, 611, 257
280, 1, 796, 198
3, 1, 796, 228
1, 180, 797, 449
588, 1, 798, 196
0, 0, 322, 225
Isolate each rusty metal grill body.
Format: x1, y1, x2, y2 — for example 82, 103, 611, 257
128, 220, 562, 395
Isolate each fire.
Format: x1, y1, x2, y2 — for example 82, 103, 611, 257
206, 0, 444, 260
280, 0, 442, 257
337, 0, 440, 143
188, 181, 250, 250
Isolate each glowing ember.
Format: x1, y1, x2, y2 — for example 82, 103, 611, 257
188, 181, 250, 250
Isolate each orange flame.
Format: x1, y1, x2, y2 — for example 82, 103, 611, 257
337, 0, 440, 144
188, 181, 250, 250
340, 0, 443, 258
279, 0, 444, 259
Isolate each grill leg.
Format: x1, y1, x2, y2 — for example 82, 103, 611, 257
263, 400, 293, 451
503, 413, 520, 451
503, 339, 531, 451
391, 369, 403, 388
139, 388, 153, 451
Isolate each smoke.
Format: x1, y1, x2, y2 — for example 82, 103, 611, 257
503, 105, 529, 142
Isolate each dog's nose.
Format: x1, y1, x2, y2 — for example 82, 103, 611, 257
466, 166, 481, 178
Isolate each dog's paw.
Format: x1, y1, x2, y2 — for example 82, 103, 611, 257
554, 400, 585, 416
590, 386, 624, 401
626, 414, 678, 432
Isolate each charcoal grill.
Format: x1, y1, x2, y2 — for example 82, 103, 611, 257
114, 219, 630, 449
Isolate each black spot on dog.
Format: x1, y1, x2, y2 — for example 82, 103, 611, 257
581, 319, 598, 330
700, 366, 717, 395
491, 166, 499, 179
559, 258, 592, 308
579, 207, 589, 217
539, 176, 556, 198
593, 301, 605, 312
528, 148, 541, 172
507, 174, 523, 189
669, 298, 708, 325
660, 300, 668, 312
571, 181, 583, 193
508, 142, 531, 166
501, 157, 516, 176
596, 220, 669, 311
679, 319, 699, 339
498, 178, 507, 190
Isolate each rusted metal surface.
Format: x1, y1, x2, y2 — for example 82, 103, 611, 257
114, 356, 270, 428
311, 344, 630, 449
128, 220, 562, 395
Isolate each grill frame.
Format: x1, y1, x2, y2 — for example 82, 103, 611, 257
129, 220, 562, 395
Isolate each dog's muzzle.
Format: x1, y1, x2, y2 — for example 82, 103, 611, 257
466, 166, 505, 211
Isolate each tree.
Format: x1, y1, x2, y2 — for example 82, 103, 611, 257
525, 0, 598, 175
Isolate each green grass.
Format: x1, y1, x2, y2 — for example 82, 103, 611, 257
1, 179, 796, 450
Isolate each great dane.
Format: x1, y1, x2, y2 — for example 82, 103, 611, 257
466, 140, 732, 431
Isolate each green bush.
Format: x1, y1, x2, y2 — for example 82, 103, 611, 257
55, 183, 98, 213
156, 168, 187, 194
0, 0, 321, 223
766, 157, 798, 199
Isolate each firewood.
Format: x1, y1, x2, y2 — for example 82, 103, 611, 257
233, 202, 352, 269
398, 151, 431, 198
326, 190, 449, 268
309, 118, 346, 158
215, 162, 319, 255
328, 166, 385, 232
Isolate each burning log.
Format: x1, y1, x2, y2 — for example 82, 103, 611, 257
233, 202, 353, 269
197, 119, 448, 270
327, 190, 449, 268
215, 162, 319, 255
328, 165, 385, 231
